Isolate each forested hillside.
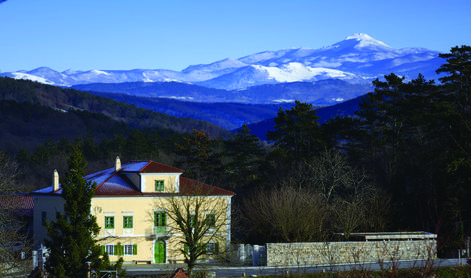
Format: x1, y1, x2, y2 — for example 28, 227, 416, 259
0, 77, 230, 139
84, 90, 295, 130
0, 100, 134, 154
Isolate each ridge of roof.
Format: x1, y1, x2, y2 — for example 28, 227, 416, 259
94, 170, 117, 190
139, 161, 184, 173
119, 160, 184, 173
179, 177, 235, 196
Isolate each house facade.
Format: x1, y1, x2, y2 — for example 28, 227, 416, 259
32, 157, 235, 263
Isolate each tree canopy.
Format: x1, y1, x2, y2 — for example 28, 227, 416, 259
267, 100, 325, 162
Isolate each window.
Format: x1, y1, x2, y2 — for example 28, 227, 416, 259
155, 180, 165, 191
41, 212, 47, 226
205, 214, 216, 227
206, 242, 219, 255
123, 216, 133, 229
154, 211, 166, 234
105, 244, 114, 256
124, 244, 137, 256
105, 216, 114, 229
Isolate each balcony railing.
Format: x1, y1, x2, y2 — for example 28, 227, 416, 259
154, 226, 167, 235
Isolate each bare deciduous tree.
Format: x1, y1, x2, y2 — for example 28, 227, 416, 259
241, 149, 385, 242
303, 149, 379, 238
154, 181, 231, 277
0, 152, 28, 275
242, 186, 328, 243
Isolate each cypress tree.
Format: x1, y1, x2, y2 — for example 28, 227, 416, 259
44, 146, 101, 277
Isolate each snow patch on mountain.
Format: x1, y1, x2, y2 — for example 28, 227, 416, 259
273, 99, 295, 103
253, 63, 356, 82
346, 33, 391, 49
10, 72, 55, 85
91, 70, 110, 75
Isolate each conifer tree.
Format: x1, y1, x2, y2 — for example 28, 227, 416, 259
44, 146, 101, 277
267, 100, 324, 162
225, 124, 265, 188
436, 45, 471, 115
174, 130, 221, 182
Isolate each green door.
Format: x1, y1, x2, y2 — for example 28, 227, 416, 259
154, 241, 166, 263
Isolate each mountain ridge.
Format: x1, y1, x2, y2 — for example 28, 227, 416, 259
1, 33, 444, 93
72, 79, 373, 106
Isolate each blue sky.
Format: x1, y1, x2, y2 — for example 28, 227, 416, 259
0, 0, 469, 72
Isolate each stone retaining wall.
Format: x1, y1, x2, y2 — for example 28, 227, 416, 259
266, 240, 436, 267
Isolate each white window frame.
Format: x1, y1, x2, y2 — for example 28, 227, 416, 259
105, 244, 115, 256
206, 241, 216, 255
124, 244, 134, 256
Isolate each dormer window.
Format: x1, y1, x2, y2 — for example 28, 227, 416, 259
155, 180, 165, 192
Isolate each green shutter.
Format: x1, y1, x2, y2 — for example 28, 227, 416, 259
120, 245, 124, 256
101, 245, 106, 255
114, 245, 118, 256
133, 244, 137, 255
215, 242, 219, 254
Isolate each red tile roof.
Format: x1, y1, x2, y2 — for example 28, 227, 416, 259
0, 193, 34, 216
32, 160, 235, 197
171, 268, 189, 278
179, 177, 235, 196
139, 161, 184, 173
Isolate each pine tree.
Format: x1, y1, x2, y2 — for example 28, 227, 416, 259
44, 146, 101, 277
267, 100, 324, 162
174, 130, 221, 182
225, 124, 265, 188
436, 45, 471, 115
435, 45, 471, 247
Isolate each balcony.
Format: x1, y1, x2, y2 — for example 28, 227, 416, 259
154, 226, 168, 236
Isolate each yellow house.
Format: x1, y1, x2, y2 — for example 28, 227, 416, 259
32, 157, 235, 264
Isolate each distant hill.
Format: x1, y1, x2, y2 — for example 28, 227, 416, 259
247, 95, 363, 140
0, 77, 231, 153
84, 90, 297, 130
0, 99, 134, 154
72, 79, 373, 106
73, 79, 372, 130
83, 84, 364, 139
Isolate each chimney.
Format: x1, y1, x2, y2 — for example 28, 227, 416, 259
53, 169, 59, 192
115, 156, 121, 172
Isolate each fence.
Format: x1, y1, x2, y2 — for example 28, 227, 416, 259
266, 232, 437, 267
233, 232, 437, 267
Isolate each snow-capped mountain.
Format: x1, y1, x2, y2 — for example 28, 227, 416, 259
1, 33, 444, 90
